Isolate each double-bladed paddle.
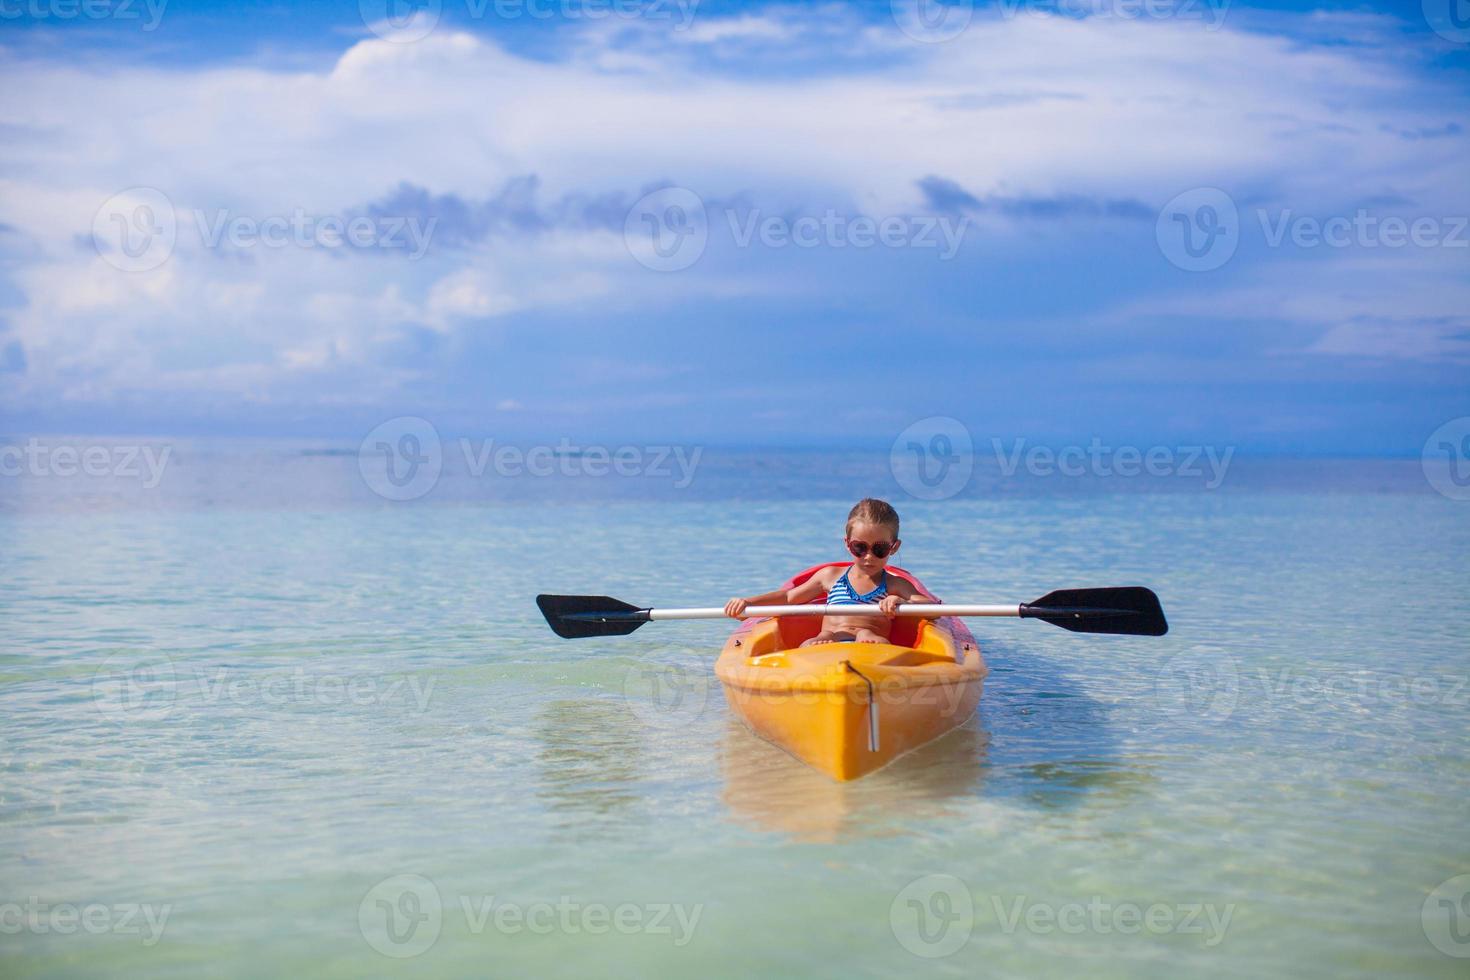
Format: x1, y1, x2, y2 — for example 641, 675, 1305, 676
536, 587, 1168, 640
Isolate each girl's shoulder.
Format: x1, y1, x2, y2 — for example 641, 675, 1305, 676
887, 573, 923, 598
813, 564, 846, 585
803, 564, 848, 590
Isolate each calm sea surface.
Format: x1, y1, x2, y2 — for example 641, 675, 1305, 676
1, 440, 1466, 977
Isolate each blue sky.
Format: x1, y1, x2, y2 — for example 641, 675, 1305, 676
1, 0, 1467, 452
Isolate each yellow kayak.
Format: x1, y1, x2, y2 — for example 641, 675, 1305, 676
714, 563, 986, 781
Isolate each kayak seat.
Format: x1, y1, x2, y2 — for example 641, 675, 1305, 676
773, 562, 937, 650
775, 614, 921, 649
746, 618, 959, 671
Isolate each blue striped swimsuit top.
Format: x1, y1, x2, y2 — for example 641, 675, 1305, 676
826, 567, 888, 606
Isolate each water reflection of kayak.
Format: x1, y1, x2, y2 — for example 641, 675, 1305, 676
720, 717, 989, 843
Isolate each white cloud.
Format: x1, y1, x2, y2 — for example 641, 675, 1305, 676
676, 13, 794, 44
424, 268, 520, 329
1307, 319, 1470, 363
0, 8, 1465, 416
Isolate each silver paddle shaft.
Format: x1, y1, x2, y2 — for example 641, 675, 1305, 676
647, 604, 1021, 621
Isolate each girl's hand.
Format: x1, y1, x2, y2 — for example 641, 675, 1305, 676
878, 594, 902, 618
724, 597, 749, 618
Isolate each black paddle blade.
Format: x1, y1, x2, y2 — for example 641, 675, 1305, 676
536, 594, 651, 639
1020, 587, 1168, 636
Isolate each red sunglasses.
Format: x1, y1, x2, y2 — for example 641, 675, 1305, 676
847, 538, 896, 559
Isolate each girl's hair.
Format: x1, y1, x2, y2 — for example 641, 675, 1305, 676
846, 498, 900, 538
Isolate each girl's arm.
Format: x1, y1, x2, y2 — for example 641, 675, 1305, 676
724, 569, 835, 617
725, 588, 789, 616
877, 577, 939, 618
784, 573, 832, 604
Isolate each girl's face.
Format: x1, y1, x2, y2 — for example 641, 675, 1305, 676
845, 520, 900, 573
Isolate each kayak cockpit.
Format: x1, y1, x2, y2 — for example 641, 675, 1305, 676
765, 610, 925, 650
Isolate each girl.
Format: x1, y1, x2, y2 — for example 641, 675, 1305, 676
723, 498, 930, 645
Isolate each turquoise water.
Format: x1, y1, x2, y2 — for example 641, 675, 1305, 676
1, 446, 1467, 977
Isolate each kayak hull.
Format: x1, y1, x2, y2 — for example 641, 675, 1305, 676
714, 564, 986, 781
